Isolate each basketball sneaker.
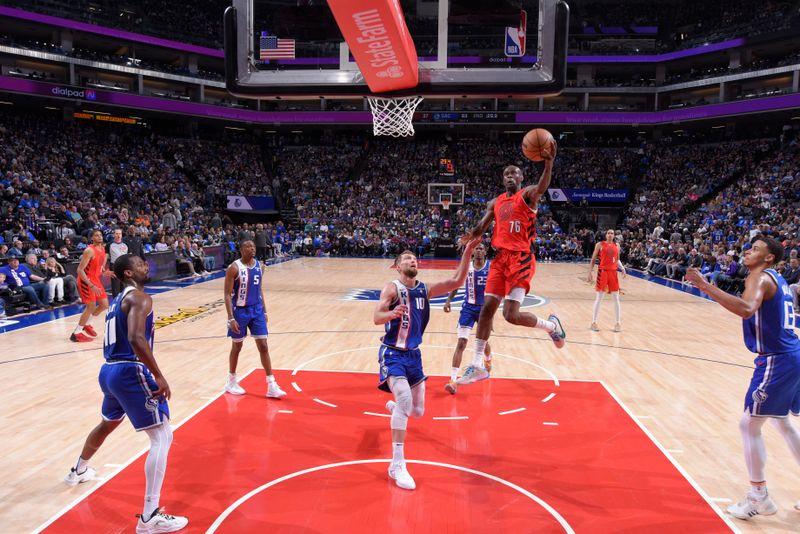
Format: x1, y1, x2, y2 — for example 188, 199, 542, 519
224, 376, 246, 395
456, 365, 489, 384
135, 508, 188, 533
547, 314, 566, 349
266, 382, 287, 398
64, 466, 96, 486
613, 323, 622, 333
590, 322, 600, 331
444, 381, 457, 395
388, 462, 416, 490
70, 331, 93, 343
726, 492, 778, 520
83, 324, 98, 337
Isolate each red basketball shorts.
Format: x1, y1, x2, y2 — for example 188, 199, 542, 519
78, 277, 107, 303
485, 249, 536, 299
596, 269, 620, 293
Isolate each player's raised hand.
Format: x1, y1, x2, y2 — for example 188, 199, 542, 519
463, 238, 481, 255
457, 233, 473, 250
390, 304, 408, 319
684, 268, 705, 288
541, 139, 557, 161
151, 376, 171, 400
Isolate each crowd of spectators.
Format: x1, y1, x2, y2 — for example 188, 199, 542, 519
1, 108, 798, 316
0, 110, 276, 314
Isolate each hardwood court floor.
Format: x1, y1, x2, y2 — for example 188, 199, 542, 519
2, 258, 798, 533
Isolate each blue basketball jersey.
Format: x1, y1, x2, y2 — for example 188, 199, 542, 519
103, 286, 154, 362
465, 260, 490, 306
381, 280, 430, 350
232, 259, 263, 308
743, 269, 800, 354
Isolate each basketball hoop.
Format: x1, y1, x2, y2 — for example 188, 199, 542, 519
441, 198, 451, 212
367, 96, 423, 137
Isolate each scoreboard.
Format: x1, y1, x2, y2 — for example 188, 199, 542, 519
438, 158, 455, 178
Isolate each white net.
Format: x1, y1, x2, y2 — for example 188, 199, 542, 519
367, 96, 424, 137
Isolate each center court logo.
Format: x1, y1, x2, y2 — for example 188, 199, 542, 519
341, 288, 549, 309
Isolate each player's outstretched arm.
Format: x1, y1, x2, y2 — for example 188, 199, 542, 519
459, 199, 496, 248
587, 242, 601, 282
374, 282, 405, 325
428, 239, 480, 297
686, 268, 772, 319
223, 263, 240, 335
522, 140, 556, 207
126, 291, 171, 399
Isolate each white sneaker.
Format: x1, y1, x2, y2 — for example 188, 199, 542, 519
548, 314, 566, 349
64, 466, 96, 486
224, 379, 246, 395
136, 508, 188, 533
726, 492, 778, 520
267, 382, 286, 398
590, 322, 600, 331
388, 462, 416, 490
456, 365, 489, 384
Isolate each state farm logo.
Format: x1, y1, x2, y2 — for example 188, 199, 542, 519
376, 65, 404, 78
352, 9, 401, 71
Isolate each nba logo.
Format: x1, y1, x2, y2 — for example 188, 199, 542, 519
504, 10, 527, 58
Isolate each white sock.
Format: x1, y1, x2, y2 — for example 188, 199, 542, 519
612, 292, 621, 324
392, 442, 404, 464
75, 457, 88, 472
228, 372, 237, 382
592, 292, 604, 323
751, 484, 767, 498
267, 375, 276, 384
472, 339, 487, 367
73, 324, 85, 334
535, 317, 556, 333
450, 367, 459, 381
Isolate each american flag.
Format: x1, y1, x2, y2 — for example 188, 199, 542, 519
259, 32, 295, 60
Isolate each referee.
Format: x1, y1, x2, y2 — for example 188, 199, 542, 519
107, 228, 129, 296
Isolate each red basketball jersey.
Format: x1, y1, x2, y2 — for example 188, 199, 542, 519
85, 244, 106, 280
599, 241, 619, 270
491, 190, 537, 253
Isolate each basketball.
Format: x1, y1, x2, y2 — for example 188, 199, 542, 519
521, 128, 555, 161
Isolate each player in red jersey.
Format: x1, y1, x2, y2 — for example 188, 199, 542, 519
71, 229, 109, 342
587, 229, 627, 332
457, 140, 566, 384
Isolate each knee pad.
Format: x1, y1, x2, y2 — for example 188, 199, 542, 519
456, 326, 472, 340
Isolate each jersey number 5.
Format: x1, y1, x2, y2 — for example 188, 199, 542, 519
253, 274, 260, 285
